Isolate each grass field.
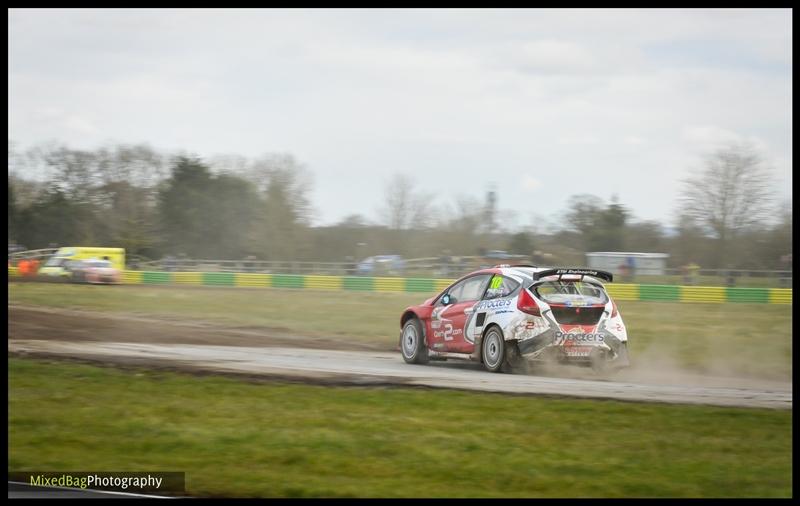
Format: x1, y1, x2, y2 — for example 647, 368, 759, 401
8, 283, 792, 380
8, 358, 792, 498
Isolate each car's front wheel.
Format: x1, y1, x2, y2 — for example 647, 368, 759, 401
482, 326, 506, 373
401, 318, 428, 364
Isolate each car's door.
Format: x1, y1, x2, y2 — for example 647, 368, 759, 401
463, 274, 522, 346
428, 274, 492, 354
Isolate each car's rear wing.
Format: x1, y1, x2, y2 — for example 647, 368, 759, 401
532, 268, 613, 283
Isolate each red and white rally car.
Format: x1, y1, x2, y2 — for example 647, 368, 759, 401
399, 265, 630, 374
68, 259, 121, 284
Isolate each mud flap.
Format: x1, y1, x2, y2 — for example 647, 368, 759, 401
502, 341, 525, 373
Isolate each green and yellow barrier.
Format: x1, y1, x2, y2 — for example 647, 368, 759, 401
99, 271, 791, 304
769, 288, 793, 304
7, 266, 792, 304
173, 272, 203, 285
680, 286, 727, 303
605, 284, 639, 301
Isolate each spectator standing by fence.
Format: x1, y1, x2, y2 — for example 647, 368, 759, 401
779, 254, 792, 288
682, 262, 700, 285
625, 255, 636, 282
618, 262, 630, 282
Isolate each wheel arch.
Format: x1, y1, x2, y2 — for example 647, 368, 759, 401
400, 310, 419, 329
400, 310, 427, 346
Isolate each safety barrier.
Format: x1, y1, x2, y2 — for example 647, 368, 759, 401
122, 271, 794, 304
8, 269, 792, 304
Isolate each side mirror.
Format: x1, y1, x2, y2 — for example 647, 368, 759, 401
442, 294, 457, 305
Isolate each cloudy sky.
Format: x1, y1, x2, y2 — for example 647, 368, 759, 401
8, 8, 792, 228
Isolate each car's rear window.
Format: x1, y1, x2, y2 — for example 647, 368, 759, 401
533, 281, 608, 305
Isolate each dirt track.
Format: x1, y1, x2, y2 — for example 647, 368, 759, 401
8, 305, 792, 409
9, 305, 383, 351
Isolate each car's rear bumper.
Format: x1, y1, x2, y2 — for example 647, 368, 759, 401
518, 339, 630, 369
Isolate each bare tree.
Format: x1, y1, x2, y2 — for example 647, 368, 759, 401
678, 142, 776, 268
381, 173, 413, 230
238, 153, 315, 260
380, 173, 433, 230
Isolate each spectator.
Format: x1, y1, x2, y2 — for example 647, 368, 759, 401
244, 255, 257, 273
344, 256, 356, 276
178, 253, 189, 271
618, 262, 630, 282
439, 252, 452, 277
726, 269, 738, 287
687, 262, 700, 286
625, 255, 636, 282
682, 262, 700, 285
779, 254, 791, 288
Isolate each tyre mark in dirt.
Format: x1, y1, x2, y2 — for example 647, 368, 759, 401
9, 305, 383, 352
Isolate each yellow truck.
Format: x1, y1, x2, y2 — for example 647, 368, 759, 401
37, 247, 126, 278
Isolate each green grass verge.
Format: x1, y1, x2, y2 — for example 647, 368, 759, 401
8, 358, 792, 498
8, 283, 792, 380
627, 274, 790, 288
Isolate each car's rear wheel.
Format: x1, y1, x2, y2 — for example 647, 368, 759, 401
401, 318, 428, 364
482, 326, 506, 373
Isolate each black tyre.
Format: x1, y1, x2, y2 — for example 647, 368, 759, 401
482, 326, 506, 373
401, 318, 429, 364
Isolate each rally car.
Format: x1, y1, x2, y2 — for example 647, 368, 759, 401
399, 265, 630, 374
67, 259, 121, 284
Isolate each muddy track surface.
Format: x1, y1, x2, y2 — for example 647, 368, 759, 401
9, 305, 384, 351
8, 305, 792, 409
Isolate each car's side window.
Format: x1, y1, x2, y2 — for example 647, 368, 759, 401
458, 274, 492, 302
483, 275, 520, 300
439, 274, 492, 305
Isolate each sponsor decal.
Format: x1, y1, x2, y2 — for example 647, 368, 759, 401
555, 269, 599, 276
433, 324, 462, 341
476, 299, 513, 311
554, 326, 604, 343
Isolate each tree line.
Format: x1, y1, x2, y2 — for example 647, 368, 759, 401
7, 140, 792, 270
